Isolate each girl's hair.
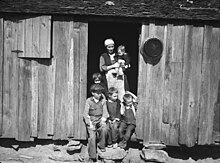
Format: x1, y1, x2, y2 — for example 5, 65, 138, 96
108, 87, 118, 96
92, 72, 102, 82
117, 45, 127, 54
123, 93, 133, 103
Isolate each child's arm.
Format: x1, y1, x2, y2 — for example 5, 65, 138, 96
126, 91, 138, 110
120, 103, 125, 115
123, 54, 131, 69
101, 100, 109, 122
83, 99, 94, 129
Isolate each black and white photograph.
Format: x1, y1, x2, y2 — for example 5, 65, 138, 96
0, 0, 219, 162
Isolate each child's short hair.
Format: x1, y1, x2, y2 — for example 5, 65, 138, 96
117, 45, 126, 53
92, 72, 102, 82
90, 83, 104, 93
108, 87, 118, 96
123, 93, 133, 103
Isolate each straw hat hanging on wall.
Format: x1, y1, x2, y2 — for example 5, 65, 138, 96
140, 37, 163, 65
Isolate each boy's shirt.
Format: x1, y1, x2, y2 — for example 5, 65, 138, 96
83, 97, 108, 127
106, 99, 121, 121
120, 102, 138, 125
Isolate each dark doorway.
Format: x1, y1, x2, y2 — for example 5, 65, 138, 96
87, 21, 141, 97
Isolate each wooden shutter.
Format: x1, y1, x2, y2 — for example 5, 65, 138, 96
17, 16, 51, 58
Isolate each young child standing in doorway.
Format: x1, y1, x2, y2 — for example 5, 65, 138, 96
118, 91, 138, 149
106, 87, 121, 149
92, 72, 108, 98
83, 84, 109, 162
115, 45, 131, 79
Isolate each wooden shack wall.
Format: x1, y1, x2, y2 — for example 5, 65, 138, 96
136, 20, 220, 147
0, 15, 87, 141
0, 15, 219, 147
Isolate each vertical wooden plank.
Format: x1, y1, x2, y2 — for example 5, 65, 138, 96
144, 21, 157, 144
32, 17, 40, 58
18, 58, 32, 141
53, 20, 62, 139
2, 20, 19, 139
142, 23, 153, 144
67, 24, 74, 137
198, 25, 212, 145
209, 27, 220, 143
186, 26, 203, 147
180, 25, 203, 147
73, 24, 80, 139
199, 26, 220, 145
162, 24, 173, 125
0, 18, 3, 136
47, 58, 56, 136
143, 63, 153, 144
179, 25, 192, 145
38, 59, 50, 139
30, 60, 38, 137
25, 18, 33, 57
161, 23, 172, 145
53, 20, 70, 140
79, 22, 88, 139
63, 21, 74, 138
168, 25, 184, 146
212, 27, 220, 143
52, 20, 60, 139
136, 23, 149, 140
30, 17, 39, 137
17, 18, 24, 54
149, 23, 164, 142
39, 16, 51, 58
168, 63, 182, 145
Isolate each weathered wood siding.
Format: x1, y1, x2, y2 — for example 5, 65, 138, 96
136, 21, 220, 147
2, 19, 20, 139
0, 15, 219, 146
0, 16, 88, 141
52, 18, 87, 140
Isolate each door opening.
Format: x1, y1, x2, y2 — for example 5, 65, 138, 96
87, 21, 141, 97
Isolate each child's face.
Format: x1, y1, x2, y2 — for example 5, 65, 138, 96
124, 99, 133, 106
109, 92, 118, 101
118, 49, 124, 56
92, 91, 102, 100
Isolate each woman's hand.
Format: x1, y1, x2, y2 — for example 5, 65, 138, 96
112, 62, 119, 68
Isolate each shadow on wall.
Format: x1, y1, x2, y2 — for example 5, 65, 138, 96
213, 79, 220, 143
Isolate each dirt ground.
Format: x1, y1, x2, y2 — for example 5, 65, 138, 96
0, 139, 220, 163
